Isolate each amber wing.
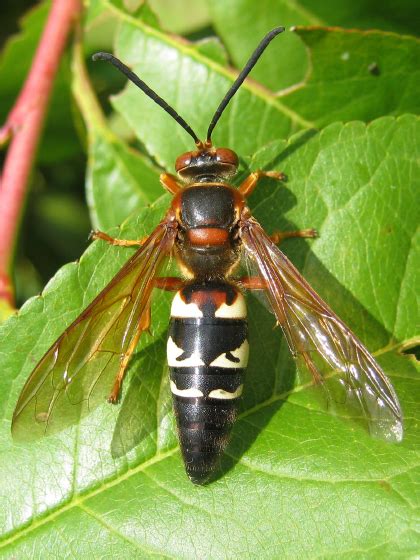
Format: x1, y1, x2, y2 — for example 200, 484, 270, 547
240, 216, 403, 442
12, 221, 177, 441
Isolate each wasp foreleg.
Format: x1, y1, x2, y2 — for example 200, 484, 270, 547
238, 170, 285, 197
160, 173, 183, 194
90, 230, 146, 247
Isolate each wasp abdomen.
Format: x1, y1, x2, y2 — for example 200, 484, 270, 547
167, 282, 248, 484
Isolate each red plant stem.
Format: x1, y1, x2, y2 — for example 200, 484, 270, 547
0, 0, 82, 307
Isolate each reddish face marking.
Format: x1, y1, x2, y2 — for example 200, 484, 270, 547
187, 228, 229, 246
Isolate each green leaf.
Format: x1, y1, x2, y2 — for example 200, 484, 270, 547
87, 132, 162, 229
0, 1, 81, 163
0, 115, 418, 557
207, 0, 419, 91
193, 37, 229, 66
148, 0, 210, 35
281, 27, 420, 126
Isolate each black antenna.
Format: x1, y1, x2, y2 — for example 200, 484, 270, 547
92, 52, 201, 145
206, 26, 285, 143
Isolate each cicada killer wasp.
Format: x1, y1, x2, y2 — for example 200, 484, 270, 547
12, 27, 403, 484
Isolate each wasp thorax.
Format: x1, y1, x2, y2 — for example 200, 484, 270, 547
175, 147, 239, 183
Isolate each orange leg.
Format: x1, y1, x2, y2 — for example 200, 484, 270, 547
270, 228, 318, 244
108, 307, 151, 403
90, 230, 146, 247
238, 170, 285, 197
160, 173, 183, 194
107, 277, 185, 403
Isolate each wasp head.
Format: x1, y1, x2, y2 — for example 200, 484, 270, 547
175, 146, 239, 183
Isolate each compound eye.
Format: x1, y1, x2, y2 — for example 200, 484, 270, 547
215, 148, 239, 167
175, 152, 193, 172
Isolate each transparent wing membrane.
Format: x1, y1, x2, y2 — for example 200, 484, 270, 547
12, 222, 176, 441
240, 217, 403, 442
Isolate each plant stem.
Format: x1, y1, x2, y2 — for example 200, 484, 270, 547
0, 0, 83, 308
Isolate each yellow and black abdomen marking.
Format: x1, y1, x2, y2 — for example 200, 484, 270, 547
167, 281, 248, 484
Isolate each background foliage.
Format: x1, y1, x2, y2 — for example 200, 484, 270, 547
0, 0, 418, 558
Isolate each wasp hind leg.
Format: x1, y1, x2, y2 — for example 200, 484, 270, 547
108, 307, 151, 403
